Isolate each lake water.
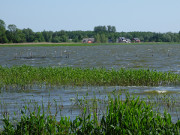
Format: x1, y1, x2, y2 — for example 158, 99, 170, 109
1, 44, 180, 72
0, 44, 180, 127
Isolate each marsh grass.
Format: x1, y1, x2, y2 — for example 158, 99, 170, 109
1, 94, 180, 134
0, 65, 180, 90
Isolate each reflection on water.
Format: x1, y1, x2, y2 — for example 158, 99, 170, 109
1, 44, 180, 127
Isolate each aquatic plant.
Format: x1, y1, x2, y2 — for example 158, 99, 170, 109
0, 65, 179, 90
1, 95, 180, 134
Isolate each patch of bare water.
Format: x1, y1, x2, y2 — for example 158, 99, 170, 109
1, 44, 180, 72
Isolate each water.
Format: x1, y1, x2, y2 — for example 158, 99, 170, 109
0, 44, 180, 127
1, 44, 180, 72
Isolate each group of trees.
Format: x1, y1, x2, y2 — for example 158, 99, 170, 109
1, 19, 180, 44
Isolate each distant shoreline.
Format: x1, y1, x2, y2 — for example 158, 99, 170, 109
0, 42, 180, 47
0, 42, 79, 45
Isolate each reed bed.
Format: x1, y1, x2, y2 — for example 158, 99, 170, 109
0, 65, 180, 89
1, 94, 180, 134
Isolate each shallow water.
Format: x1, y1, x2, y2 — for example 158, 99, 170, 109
0, 86, 180, 126
0, 44, 180, 127
1, 44, 180, 72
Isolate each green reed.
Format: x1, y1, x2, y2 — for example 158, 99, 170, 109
0, 65, 179, 89
1, 94, 180, 134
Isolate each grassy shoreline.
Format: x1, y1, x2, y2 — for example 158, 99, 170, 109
0, 42, 180, 47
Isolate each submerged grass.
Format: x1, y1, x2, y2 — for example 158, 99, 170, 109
0, 65, 180, 89
1, 94, 180, 134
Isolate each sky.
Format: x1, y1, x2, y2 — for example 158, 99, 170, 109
0, 0, 180, 33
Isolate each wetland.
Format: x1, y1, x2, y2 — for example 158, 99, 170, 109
0, 44, 180, 134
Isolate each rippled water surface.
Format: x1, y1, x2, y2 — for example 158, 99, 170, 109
0, 44, 180, 127
1, 44, 180, 72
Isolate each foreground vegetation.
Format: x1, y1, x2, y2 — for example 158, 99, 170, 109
1, 94, 180, 134
0, 65, 180, 90
1, 65, 180, 134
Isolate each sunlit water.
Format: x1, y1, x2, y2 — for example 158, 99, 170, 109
0, 44, 180, 128
1, 44, 180, 72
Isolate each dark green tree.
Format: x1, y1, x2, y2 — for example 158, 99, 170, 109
51, 36, 61, 43
94, 26, 107, 33
22, 28, 35, 42
0, 19, 8, 43
7, 24, 17, 42
107, 25, 116, 33
35, 32, 45, 42
42, 31, 53, 42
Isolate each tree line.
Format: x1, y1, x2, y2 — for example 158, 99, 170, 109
1, 19, 180, 44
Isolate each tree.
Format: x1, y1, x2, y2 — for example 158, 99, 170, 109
94, 33, 101, 43
100, 33, 108, 43
107, 25, 116, 33
8, 24, 17, 32
35, 32, 45, 42
94, 33, 107, 43
162, 33, 171, 42
178, 31, 180, 42
108, 33, 117, 43
22, 28, 35, 42
15, 29, 26, 43
6, 25, 26, 43
94, 26, 107, 33
0, 19, 8, 43
7, 24, 17, 42
72, 36, 79, 42
42, 31, 53, 42
51, 36, 61, 43
60, 35, 68, 42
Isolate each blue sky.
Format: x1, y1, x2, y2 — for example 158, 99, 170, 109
1, 0, 180, 33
